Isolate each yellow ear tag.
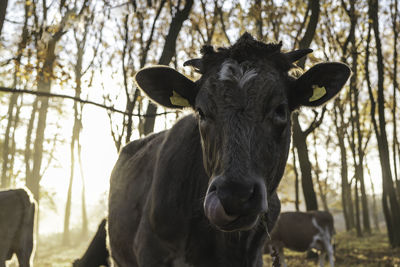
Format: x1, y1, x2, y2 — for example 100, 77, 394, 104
309, 85, 326, 102
170, 91, 190, 107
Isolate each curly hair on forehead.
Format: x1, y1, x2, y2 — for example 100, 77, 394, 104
199, 32, 294, 73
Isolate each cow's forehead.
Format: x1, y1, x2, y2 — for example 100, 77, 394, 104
199, 59, 287, 110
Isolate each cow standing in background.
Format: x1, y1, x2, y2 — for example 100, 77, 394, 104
265, 211, 335, 267
73, 218, 110, 267
0, 188, 36, 267
108, 33, 350, 267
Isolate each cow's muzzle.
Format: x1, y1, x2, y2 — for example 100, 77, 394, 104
203, 175, 267, 231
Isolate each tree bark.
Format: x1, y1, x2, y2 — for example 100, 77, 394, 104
391, 0, 400, 201
1, 93, 18, 188
313, 132, 329, 212
292, 114, 318, 211
254, 0, 263, 40
78, 139, 88, 238
354, 176, 362, 237
292, 145, 300, 211
333, 101, 354, 230
0, 0, 8, 37
366, 165, 380, 232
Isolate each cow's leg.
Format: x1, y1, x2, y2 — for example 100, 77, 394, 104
16, 249, 32, 267
278, 247, 286, 267
16, 235, 34, 267
322, 228, 334, 267
0, 251, 6, 267
324, 239, 334, 267
328, 249, 334, 267
16, 227, 35, 266
318, 251, 326, 267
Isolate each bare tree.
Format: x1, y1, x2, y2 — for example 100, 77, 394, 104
291, 0, 321, 211
0, 0, 8, 37
142, 0, 194, 135
63, 7, 94, 245
367, 0, 400, 246
104, 0, 167, 151
1, 0, 31, 188
333, 99, 355, 231
390, 0, 400, 201
312, 129, 330, 212
25, 0, 89, 205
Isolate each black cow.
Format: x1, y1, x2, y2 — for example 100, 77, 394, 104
265, 211, 335, 267
73, 219, 109, 267
108, 33, 350, 267
0, 188, 36, 267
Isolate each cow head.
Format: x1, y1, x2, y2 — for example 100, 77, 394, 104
135, 33, 350, 232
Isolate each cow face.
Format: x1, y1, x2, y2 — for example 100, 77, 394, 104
135, 33, 350, 232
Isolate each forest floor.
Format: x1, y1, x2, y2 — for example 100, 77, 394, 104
5, 230, 400, 266
264, 231, 400, 266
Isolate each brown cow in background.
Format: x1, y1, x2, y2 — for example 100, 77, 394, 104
0, 188, 36, 267
265, 211, 335, 267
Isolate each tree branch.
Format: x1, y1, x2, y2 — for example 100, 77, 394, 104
0, 87, 179, 117
304, 106, 327, 137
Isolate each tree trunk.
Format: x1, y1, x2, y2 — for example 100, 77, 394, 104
25, 99, 38, 182
333, 102, 354, 230
27, 35, 62, 202
368, 0, 400, 247
143, 0, 193, 135
63, 137, 75, 245
358, 163, 371, 233
0, 0, 8, 37
350, 33, 371, 234
291, 0, 320, 211
1, 0, 30, 188
391, 0, 400, 202
367, 166, 380, 232
1, 94, 18, 188
349, 45, 371, 234
292, 145, 300, 211
292, 114, 318, 211
313, 132, 329, 212
63, 21, 90, 244
254, 0, 263, 40
78, 139, 88, 238
354, 177, 362, 237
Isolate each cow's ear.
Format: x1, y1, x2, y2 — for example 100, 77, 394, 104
289, 62, 350, 110
135, 66, 199, 109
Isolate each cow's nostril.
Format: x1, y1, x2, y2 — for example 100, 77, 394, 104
208, 183, 217, 193
238, 186, 255, 203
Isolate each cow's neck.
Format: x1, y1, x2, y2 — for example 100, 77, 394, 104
150, 114, 269, 267
218, 223, 268, 267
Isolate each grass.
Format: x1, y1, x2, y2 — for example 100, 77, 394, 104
5, 230, 400, 266
263, 231, 400, 266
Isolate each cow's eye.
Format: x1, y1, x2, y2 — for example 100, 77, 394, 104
274, 104, 287, 123
197, 107, 206, 120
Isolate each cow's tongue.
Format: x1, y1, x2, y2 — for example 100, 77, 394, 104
204, 191, 238, 227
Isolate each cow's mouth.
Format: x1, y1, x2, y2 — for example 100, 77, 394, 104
204, 191, 260, 231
